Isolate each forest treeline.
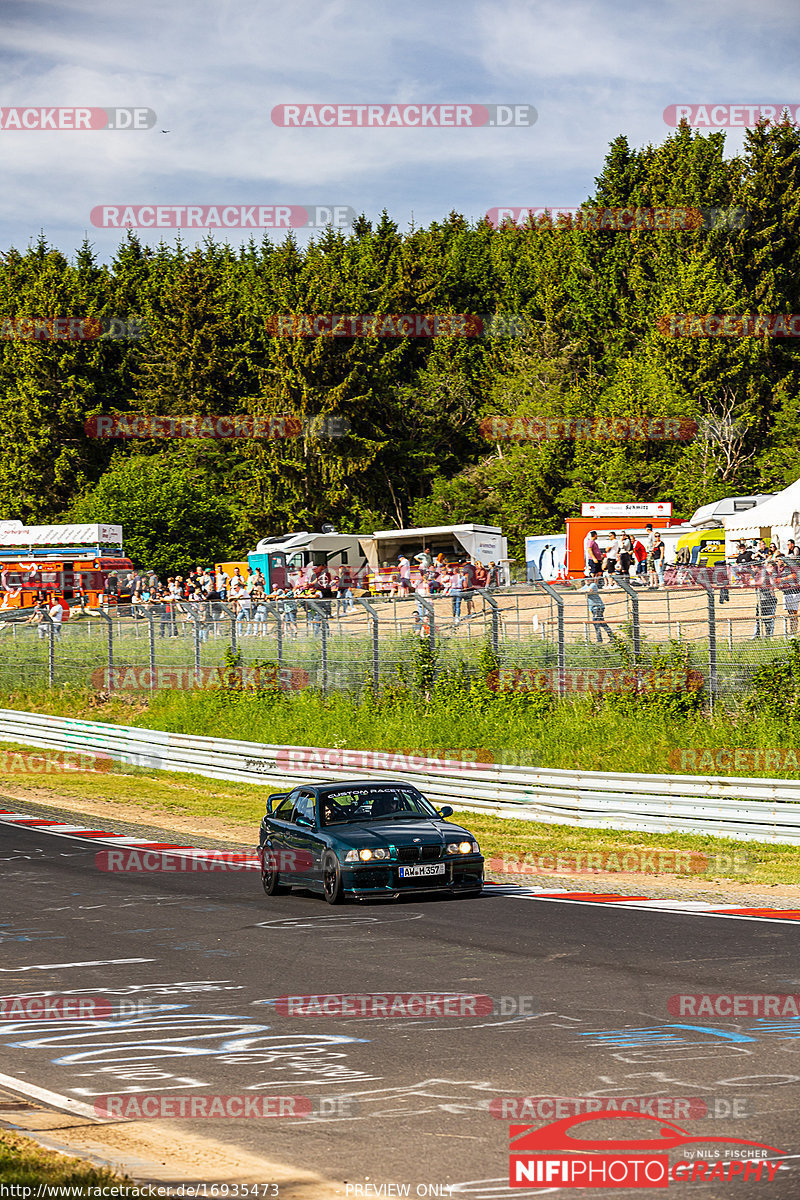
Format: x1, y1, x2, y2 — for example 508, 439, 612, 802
1, 121, 798, 573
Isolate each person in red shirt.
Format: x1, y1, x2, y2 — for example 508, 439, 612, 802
632, 537, 648, 579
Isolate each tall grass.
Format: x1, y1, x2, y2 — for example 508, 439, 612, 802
3, 670, 800, 777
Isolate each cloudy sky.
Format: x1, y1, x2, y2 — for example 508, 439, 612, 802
1, 0, 798, 260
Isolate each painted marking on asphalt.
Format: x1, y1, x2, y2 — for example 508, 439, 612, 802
0, 958, 155, 972
0, 1068, 108, 1122
510, 891, 800, 924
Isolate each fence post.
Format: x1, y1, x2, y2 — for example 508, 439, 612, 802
96, 608, 114, 692
615, 577, 640, 666
147, 611, 156, 694
701, 583, 718, 707
538, 581, 565, 697
305, 600, 329, 692
262, 600, 284, 664
46, 617, 55, 687
216, 602, 237, 656
482, 590, 500, 657
357, 596, 381, 691
414, 595, 437, 661
178, 603, 202, 686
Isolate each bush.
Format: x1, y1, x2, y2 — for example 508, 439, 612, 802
742, 640, 800, 722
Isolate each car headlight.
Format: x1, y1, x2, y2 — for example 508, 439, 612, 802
447, 841, 476, 855
344, 848, 390, 863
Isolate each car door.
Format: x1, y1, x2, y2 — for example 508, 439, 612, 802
283, 790, 326, 886
263, 790, 299, 876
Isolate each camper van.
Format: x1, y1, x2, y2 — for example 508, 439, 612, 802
247, 531, 366, 590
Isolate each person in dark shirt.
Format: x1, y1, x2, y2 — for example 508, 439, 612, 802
314, 574, 336, 620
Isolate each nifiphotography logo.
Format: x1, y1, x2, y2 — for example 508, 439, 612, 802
508, 1112, 785, 1187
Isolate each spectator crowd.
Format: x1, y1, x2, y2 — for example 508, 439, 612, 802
92, 548, 500, 639
581, 527, 800, 642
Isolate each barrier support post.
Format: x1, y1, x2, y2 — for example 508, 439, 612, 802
263, 600, 284, 663
415, 595, 437, 661
47, 617, 55, 687
538, 581, 564, 696
482, 590, 500, 657
357, 596, 381, 690
96, 608, 113, 692
147, 611, 156, 694
305, 600, 330, 692
615, 576, 640, 666
700, 582, 719, 707
178, 603, 202, 685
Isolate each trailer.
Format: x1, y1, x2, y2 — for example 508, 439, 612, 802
359, 524, 509, 592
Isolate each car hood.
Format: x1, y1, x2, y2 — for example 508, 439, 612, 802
328, 818, 475, 847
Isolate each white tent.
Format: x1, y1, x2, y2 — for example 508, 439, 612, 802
723, 479, 800, 551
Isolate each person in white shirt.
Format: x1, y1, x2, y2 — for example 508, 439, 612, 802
48, 599, 64, 639
231, 581, 252, 635
603, 533, 619, 588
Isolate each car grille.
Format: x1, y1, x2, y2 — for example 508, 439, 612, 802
396, 844, 442, 863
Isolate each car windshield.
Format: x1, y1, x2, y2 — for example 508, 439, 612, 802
320, 786, 439, 824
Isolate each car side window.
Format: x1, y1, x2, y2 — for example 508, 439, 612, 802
273, 794, 297, 821
293, 793, 316, 826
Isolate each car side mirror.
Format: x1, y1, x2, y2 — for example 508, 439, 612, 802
295, 814, 314, 829
439, 805, 453, 818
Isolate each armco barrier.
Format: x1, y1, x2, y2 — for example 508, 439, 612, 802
0, 709, 798, 844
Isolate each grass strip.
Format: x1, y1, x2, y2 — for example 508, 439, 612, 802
0, 1129, 134, 1191
3, 684, 800, 778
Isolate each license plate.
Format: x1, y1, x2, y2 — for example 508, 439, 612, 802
398, 863, 446, 878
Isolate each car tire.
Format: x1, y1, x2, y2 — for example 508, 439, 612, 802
260, 845, 289, 895
322, 852, 344, 905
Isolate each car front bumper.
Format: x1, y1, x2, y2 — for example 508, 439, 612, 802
341, 856, 484, 896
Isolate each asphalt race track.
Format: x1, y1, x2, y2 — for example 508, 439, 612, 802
1, 816, 799, 1198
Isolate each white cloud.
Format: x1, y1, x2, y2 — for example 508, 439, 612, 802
0, 0, 797, 256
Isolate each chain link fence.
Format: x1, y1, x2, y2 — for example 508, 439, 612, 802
0, 580, 791, 704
